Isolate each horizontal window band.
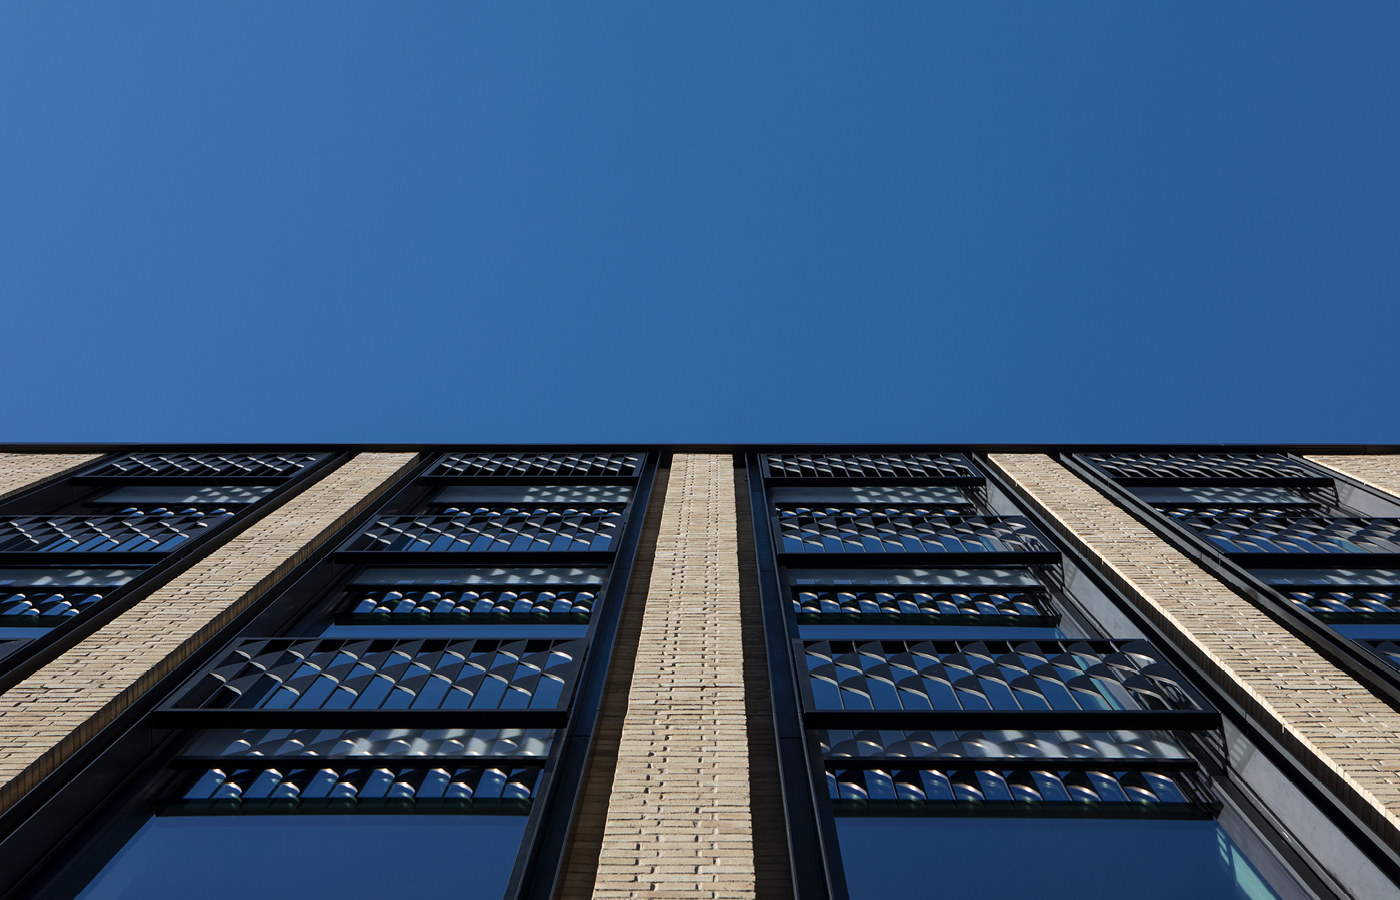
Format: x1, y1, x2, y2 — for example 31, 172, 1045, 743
152, 709, 570, 729
334, 612, 592, 626
828, 799, 1219, 820
416, 475, 638, 486
71, 476, 294, 486
1231, 553, 1400, 567
157, 798, 533, 816
821, 756, 1199, 772
776, 553, 1060, 567
803, 710, 1221, 731
0, 553, 168, 565
762, 477, 985, 488
1114, 476, 1334, 488
172, 756, 549, 769
796, 613, 1060, 628
332, 551, 617, 565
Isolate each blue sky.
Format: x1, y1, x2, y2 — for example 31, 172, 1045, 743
2, 3, 1396, 443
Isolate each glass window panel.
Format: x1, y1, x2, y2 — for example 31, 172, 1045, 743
73, 815, 525, 900
320, 624, 588, 639
768, 486, 972, 506
1256, 569, 1400, 587
184, 728, 554, 758
432, 485, 632, 505
799, 625, 1064, 641
352, 567, 607, 586
91, 486, 276, 505
788, 568, 1041, 587
0, 569, 141, 587
835, 817, 1300, 900
1133, 486, 1313, 506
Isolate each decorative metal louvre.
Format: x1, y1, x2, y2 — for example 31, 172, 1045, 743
182, 638, 583, 711
1084, 452, 1315, 481
819, 729, 1189, 761
189, 727, 554, 758
0, 512, 231, 554
803, 640, 1198, 712
1165, 512, 1400, 555
766, 453, 979, 480
826, 766, 1213, 816
0, 588, 110, 621
793, 587, 1055, 624
429, 453, 641, 479
777, 510, 1051, 555
172, 764, 540, 812
343, 586, 596, 619
87, 452, 319, 479
346, 509, 623, 553
1277, 588, 1400, 621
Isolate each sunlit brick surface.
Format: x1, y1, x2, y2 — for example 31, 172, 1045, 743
0, 452, 418, 814
0, 453, 103, 502
989, 453, 1400, 849
1307, 454, 1400, 502
592, 454, 755, 900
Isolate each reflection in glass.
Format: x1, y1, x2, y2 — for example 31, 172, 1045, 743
432, 485, 632, 505
835, 817, 1299, 900
769, 486, 971, 506
789, 568, 1041, 587
73, 816, 526, 900
1134, 486, 1312, 506
91, 486, 275, 505
353, 567, 606, 586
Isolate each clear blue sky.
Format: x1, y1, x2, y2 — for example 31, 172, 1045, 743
2, 3, 1396, 444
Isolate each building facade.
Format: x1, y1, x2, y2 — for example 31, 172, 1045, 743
0, 445, 1398, 900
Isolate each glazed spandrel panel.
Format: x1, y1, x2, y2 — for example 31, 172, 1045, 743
802, 640, 1198, 713
347, 508, 624, 553
766, 453, 980, 480
428, 452, 642, 479
180, 638, 583, 711
86, 452, 320, 478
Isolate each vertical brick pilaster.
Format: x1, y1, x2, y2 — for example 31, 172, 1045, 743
1307, 454, 1400, 500
988, 453, 1400, 851
0, 451, 419, 815
592, 454, 755, 900
0, 453, 104, 502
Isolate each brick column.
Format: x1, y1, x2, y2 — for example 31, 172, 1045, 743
0, 451, 418, 815
989, 453, 1400, 851
592, 454, 755, 900
0, 453, 104, 502
1306, 454, 1400, 499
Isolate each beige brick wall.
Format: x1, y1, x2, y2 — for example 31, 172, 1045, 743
0, 451, 418, 815
989, 453, 1400, 850
592, 454, 755, 900
1307, 454, 1400, 499
0, 453, 104, 502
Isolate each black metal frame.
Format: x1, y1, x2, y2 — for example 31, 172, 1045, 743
0, 448, 659, 900
743, 448, 1371, 900
3, 443, 1400, 900
0, 450, 341, 690
1064, 451, 1400, 704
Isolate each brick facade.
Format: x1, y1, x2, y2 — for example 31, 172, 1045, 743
1306, 454, 1400, 500
592, 454, 756, 900
0, 452, 418, 815
0, 453, 103, 503
989, 453, 1400, 850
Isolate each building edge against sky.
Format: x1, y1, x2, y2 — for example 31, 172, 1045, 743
0, 445, 1398, 899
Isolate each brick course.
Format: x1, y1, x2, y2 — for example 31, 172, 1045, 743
0, 452, 418, 815
592, 454, 755, 900
1306, 454, 1400, 500
0, 453, 104, 502
989, 453, 1400, 850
